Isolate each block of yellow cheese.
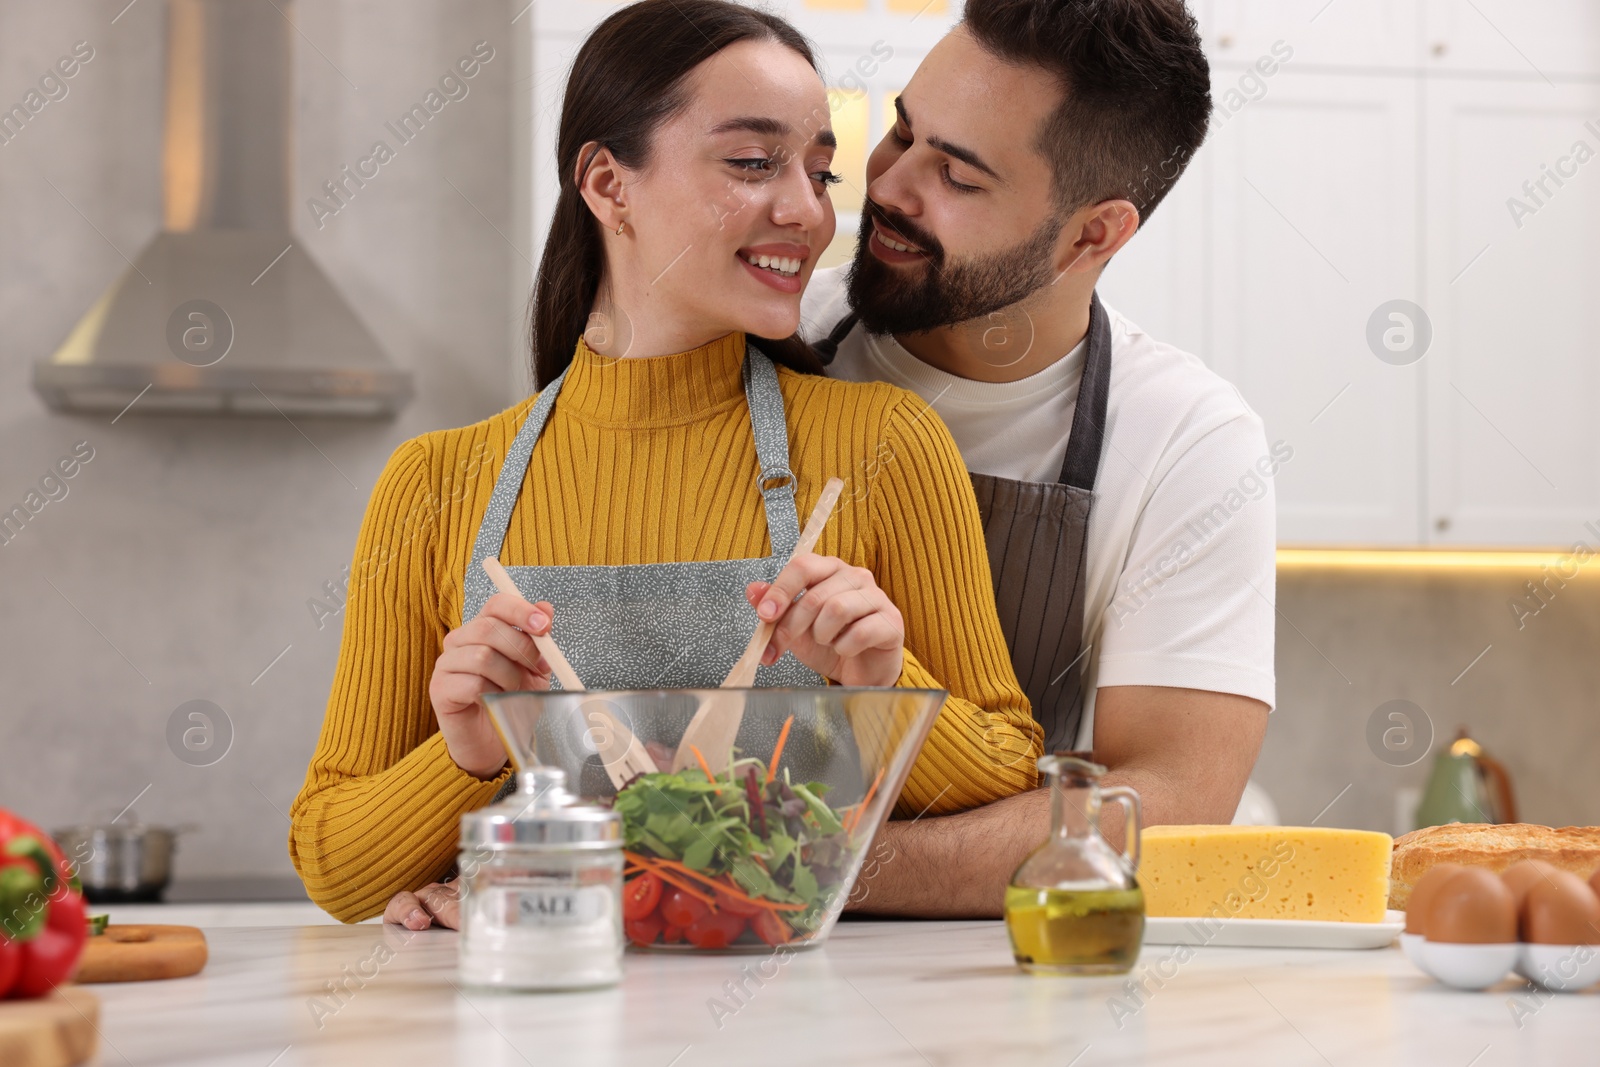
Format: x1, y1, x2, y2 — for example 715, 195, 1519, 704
1139, 825, 1393, 923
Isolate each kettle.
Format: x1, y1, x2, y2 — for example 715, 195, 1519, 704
1413, 728, 1517, 829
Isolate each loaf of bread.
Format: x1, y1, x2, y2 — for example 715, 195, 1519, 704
1389, 823, 1600, 909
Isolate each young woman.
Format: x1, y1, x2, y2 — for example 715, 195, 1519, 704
289, 0, 1040, 926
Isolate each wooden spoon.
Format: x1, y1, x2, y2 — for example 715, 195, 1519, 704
672, 477, 845, 776
480, 558, 655, 789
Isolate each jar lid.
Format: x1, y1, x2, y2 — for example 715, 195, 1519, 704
460, 767, 621, 851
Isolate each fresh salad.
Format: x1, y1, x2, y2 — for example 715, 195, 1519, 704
616, 716, 884, 949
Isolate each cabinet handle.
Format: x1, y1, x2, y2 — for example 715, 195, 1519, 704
1435, 516, 1452, 532
1432, 41, 1448, 57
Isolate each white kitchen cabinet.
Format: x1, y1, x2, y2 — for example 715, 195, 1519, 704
1104, 1, 1600, 547
1204, 71, 1425, 545
1421, 0, 1600, 79
1422, 75, 1600, 545
1207, 0, 1420, 72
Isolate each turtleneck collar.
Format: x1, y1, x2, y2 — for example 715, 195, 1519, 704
558, 332, 748, 427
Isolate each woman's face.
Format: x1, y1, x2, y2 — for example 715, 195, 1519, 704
608, 39, 838, 345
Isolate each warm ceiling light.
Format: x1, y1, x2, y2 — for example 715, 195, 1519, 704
1276, 549, 1599, 570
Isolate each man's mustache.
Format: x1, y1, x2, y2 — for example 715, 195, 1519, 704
861, 200, 942, 263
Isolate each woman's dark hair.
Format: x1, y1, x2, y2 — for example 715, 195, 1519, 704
963, 0, 1212, 221
530, 0, 826, 388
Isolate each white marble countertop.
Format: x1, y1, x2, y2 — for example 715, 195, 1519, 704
77, 906, 1593, 1066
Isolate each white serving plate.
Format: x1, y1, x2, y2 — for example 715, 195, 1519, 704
1142, 910, 1405, 950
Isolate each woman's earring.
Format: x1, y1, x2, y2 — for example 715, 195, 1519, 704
615, 221, 625, 236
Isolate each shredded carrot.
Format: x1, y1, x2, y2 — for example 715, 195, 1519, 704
627, 859, 718, 907
627, 852, 724, 892
650, 858, 808, 912
625, 851, 808, 912
761, 913, 794, 945
655, 871, 719, 908
740, 896, 806, 913
688, 744, 721, 794
846, 767, 887, 833
767, 715, 795, 779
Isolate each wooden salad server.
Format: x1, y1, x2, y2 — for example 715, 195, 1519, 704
481, 558, 655, 789
672, 477, 845, 776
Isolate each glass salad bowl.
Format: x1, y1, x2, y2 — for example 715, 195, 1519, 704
482, 687, 945, 953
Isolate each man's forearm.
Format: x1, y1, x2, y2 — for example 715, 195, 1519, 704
844, 764, 1205, 919
846, 786, 1049, 918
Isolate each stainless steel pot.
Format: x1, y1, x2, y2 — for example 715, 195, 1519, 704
51, 823, 193, 904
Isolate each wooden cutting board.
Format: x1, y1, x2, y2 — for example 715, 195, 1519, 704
0, 987, 99, 1067
75, 924, 208, 983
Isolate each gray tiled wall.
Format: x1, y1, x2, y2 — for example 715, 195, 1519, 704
1258, 567, 1600, 835
0, 0, 526, 884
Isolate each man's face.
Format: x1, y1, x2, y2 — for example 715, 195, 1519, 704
847, 27, 1068, 336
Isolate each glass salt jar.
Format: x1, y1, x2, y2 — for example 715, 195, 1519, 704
457, 766, 623, 990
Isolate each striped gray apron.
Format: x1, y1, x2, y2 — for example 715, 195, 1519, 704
467, 343, 824, 802
816, 294, 1111, 753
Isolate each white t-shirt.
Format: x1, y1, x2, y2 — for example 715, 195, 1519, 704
801, 266, 1278, 747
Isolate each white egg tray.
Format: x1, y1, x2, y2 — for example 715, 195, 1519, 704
1400, 932, 1600, 991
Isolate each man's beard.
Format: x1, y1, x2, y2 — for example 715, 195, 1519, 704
845, 204, 1062, 337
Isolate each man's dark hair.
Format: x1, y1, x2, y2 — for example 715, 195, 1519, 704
962, 0, 1211, 220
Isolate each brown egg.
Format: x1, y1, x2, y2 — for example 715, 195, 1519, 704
1425, 868, 1518, 944
1590, 867, 1600, 901
1497, 863, 1561, 940
1523, 870, 1600, 945
1405, 862, 1465, 935
1501, 859, 1559, 906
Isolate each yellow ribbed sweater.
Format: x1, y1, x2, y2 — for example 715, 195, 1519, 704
289, 333, 1040, 922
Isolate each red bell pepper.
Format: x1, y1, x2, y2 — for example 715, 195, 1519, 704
0, 809, 88, 998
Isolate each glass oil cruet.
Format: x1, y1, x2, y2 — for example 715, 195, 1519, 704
1006, 751, 1145, 975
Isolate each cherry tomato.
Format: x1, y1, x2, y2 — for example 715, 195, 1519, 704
660, 887, 710, 930
662, 923, 685, 944
752, 909, 793, 947
622, 872, 663, 922
685, 909, 747, 950
713, 885, 763, 918
625, 913, 664, 947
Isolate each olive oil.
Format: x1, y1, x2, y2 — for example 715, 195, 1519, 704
1005, 885, 1145, 975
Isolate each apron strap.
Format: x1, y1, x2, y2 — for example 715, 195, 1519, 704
466, 341, 802, 594
1057, 292, 1113, 491
467, 365, 570, 583
823, 299, 1110, 491
813, 311, 859, 366
743, 342, 802, 558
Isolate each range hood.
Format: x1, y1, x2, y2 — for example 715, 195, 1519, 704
33, 0, 412, 417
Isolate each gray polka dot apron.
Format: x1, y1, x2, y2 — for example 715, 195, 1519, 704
816, 294, 1111, 753
465, 342, 824, 802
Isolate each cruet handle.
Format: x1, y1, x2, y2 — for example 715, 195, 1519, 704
1099, 785, 1141, 872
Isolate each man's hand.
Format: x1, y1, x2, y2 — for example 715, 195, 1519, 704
846, 686, 1269, 917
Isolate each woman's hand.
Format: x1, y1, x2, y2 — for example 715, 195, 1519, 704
429, 593, 555, 779
745, 554, 904, 687
383, 880, 460, 930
